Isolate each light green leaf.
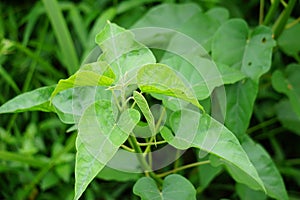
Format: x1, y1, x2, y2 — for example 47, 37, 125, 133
133, 174, 196, 200
240, 135, 288, 200
133, 91, 156, 135
95, 22, 155, 80
212, 19, 275, 81
51, 61, 115, 99
225, 79, 258, 138
74, 101, 140, 200
137, 63, 203, 110
272, 64, 300, 118
161, 56, 245, 100
161, 109, 265, 192
0, 85, 55, 113
51, 86, 112, 124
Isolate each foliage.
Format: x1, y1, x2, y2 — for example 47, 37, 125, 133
0, 0, 299, 199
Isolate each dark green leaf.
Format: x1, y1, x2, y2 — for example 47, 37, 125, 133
272, 64, 300, 118
240, 135, 288, 200
225, 79, 258, 138
212, 19, 275, 81
133, 174, 196, 200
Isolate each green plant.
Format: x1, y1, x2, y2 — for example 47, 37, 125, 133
0, 1, 299, 200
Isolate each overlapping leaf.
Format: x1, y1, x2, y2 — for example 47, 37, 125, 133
95, 22, 156, 80
161, 109, 265, 192
137, 63, 203, 110
272, 64, 300, 118
133, 174, 196, 200
240, 135, 289, 200
51, 61, 115, 99
74, 101, 140, 200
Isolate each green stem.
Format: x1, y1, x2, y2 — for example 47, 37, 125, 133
137, 140, 167, 146
259, 0, 265, 24
263, 0, 280, 25
247, 118, 278, 134
157, 160, 210, 178
273, 0, 297, 39
128, 136, 163, 185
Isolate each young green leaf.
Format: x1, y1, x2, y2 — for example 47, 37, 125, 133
74, 100, 140, 200
272, 64, 300, 118
0, 85, 55, 113
137, 63, 203, 111
51, 61, 115, 99
133, 174, 196, 200
212, 19, 275, 81
95, 22, 155, 80
240, 135, 289, 200
161, 109, 265, 192
133, 91, 156, 136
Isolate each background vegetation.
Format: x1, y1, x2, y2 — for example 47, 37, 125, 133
0, 0, 299, 199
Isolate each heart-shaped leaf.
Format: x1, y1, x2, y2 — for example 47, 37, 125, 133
133, 174, 196, 200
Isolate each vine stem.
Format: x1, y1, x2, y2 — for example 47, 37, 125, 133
263, 0, 280, 25
272, 0, 297, 39
157, 160, 211, 178
128, 135, 163, 185
259, 0, 265, 24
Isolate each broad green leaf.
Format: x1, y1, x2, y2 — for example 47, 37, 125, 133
236, 183, 267, 200
0, 85, 55, 113
240, 135, 288, 200
212, 19, 275, 81
161, 56, 245, 100
161, 109, 265, 192
133, 91, 156, 135
133, 174, 196, 200
272, 64, 300, 118
275, 100, 300, 135
51, 86, 112, 124
278, 20, 300, 61
95, 22, 155, 80
51, 61, 115, 99
225, 79, 258, 138
137, 63, 203, 110
74, 101, 140, 200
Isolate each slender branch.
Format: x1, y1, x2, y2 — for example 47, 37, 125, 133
286, 16, 300, 29
138, 140, 167, 146
157, 160, 211, 178
128, 136, 163, 184
273, 0, 297, 39
263, 0, 280, 25
259, 0, 265, 24
121, 144, 135, 152
247, 118, 278, 134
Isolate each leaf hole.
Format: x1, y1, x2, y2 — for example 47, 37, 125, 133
248, 62, 252, 66
261, 37, 266, 43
